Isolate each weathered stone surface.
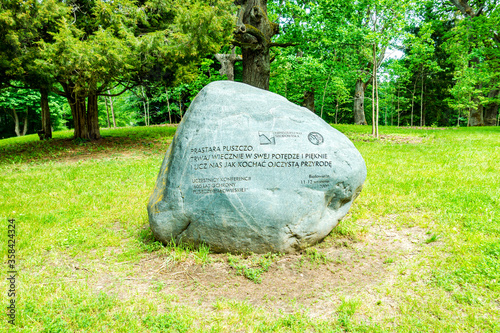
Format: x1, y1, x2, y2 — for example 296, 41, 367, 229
148, 81, 367, 253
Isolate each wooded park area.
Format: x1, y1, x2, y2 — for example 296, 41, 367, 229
1, 1, 500, 331
0, 0, 499, 140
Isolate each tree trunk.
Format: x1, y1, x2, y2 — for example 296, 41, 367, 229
390, 92, 394, 126
107, 90, 116, 127
104, 96, 111, 128
22, 108, 28, 136
335, 99, 339, 124
215, 54, 236, 81
373, 43, 379, 139
61, 82, 100, 140
62, 82, 87, 139
375, 76, 379, 137
371, 6, 381, 134
411, 78, 417, 127
302, 90, 315, 112
354, 79, 368, 125
484, 89, 499, 126
371, 23, 376, 135
420, 73, 424, 127
469, 89, 484, 126
234, 0, 278, 90
74, 98, 88, 139
40, 88, 52, 140
9, 107, 28, 136
320, 72, 331, 119
165, 88, 172, 124
469, 103, 484, 126
397, 87, 400, 127
12, 108, 21, 136
241, 46, 270, 90
86, 92, 100, 140
372, 43, 376, 136
141, 86, 150, 126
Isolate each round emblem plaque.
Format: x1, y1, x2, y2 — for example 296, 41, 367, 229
308, 132, 324, 145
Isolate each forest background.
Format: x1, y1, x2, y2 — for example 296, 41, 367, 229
0, 0, 499, 140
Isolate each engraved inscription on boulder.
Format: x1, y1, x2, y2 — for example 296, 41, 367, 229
147, 81, 367, 253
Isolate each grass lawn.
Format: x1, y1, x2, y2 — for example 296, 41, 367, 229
1, 124, 499, 332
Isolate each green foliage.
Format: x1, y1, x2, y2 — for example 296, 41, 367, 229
270, 0, 416, 124
271, 54, 324, 103
0, 86, 68, 138
441, 1, 500, 125
152, 58, 225, 123
45, 0, 232, 93
405, 22, 441, 74
1, 0, 235, 139
268, 0, 499, 127
1, 0, 498, 134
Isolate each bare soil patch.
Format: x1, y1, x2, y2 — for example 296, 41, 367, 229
0, 136, 170, 164
45, 222, 431, 319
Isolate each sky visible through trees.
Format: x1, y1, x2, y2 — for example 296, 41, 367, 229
0, 0, 498, 139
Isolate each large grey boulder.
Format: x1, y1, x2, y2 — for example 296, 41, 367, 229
148, 81, 366, 253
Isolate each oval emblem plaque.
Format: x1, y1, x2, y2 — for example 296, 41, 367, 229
308, 132, 324, 145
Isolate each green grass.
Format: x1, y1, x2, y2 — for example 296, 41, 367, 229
1, 124, 499, 331
227, 253, 280, 283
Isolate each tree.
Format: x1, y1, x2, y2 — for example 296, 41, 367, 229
0, 86, 67, 138
232, 0, 297, 90
0, 0, 69, 139
151, 58, 225, 124
389, 3, 459, 127
341, 0, 410, 127
0, 88, 36, 136
443, 0, 500, 126
384, 58, 411, 126
268, 0, 362, 122
403, 22, 441, 127
232, 0, 278, 89
270, 53, 326, 112
273, 0, 412, 126
311, 0, 377, 125
4, 0, 234, 140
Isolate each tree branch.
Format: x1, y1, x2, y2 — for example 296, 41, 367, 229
241, 24, 266, 43
448, 0, 499, 44
449, 0, 476, 17
377, 46, 388, 68
99, 84, 136, 97
494, 33, 500, 44
363, 76, 373, 89
53, 88, 66, 97
215, 53, 243, 62
269, 42, 299, 48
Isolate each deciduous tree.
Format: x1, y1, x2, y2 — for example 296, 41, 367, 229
3, 0, 233, 140
444, 0, 500, 126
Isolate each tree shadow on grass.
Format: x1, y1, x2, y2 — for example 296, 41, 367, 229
0, 132, 174, 165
